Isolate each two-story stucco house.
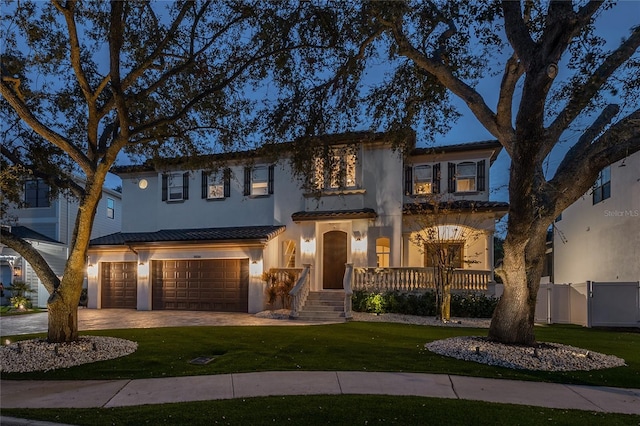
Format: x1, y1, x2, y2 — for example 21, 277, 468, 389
87, 132, 508, 318
1, 180, 122, 307
553, 151, 639, 284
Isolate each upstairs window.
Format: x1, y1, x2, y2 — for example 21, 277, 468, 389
106, 198, 115, 219
592, 166, 611, 204
244, 165, 274, 196
162, 172, 189, 202
404, 164, 440, 195
315, 150, 357, 190
24, 179, 50, 208
201, 169, 231, 199
448, 160, 486, 193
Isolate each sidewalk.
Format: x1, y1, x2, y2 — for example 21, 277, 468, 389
2, 371, 640, 415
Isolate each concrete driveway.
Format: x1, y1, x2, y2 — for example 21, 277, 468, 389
0, 309, 327, 336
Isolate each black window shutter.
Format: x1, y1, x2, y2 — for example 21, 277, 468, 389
182, 172, 189, 200
433, 163, 441, 194
448, 162, 456, 193
268, 165, 275, 194
162, 174, 168, 201
477, 160, 486, 191
201, 171, 208, 199
404, 166, 413, 195
243, 167, 251, 195
224, 168, 231, 198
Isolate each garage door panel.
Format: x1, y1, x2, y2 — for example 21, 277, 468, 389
152, 259, 248, 312
101, 262, 137, 309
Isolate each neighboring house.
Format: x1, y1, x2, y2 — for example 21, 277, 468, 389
543, 151, 639, 328
1, 180, 122, 307
553, 151, 640, 284
88, 132, 508, 317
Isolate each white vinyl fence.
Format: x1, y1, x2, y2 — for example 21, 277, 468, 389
535, 281, 640, 328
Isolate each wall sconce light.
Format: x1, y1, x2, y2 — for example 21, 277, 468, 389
353, 231, 362, 242
86, 263, 98, 278
137, 261, 149, 277
249, 259, 263, 277
13, 266, 21, 278
301, 237, 316, 255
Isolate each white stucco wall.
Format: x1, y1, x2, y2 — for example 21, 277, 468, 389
553, 152, 640, 283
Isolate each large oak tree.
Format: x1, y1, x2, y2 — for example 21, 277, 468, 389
266, 1, 640, 345
0, 0, 343, 342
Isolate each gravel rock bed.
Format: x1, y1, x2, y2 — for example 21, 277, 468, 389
1, 336, 137, 373
426, 336, 626, 372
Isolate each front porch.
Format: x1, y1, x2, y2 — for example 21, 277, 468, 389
270, 265, 495, 321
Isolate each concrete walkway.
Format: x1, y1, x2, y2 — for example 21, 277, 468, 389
1, 371, 640, 415
1, 309, 639, 424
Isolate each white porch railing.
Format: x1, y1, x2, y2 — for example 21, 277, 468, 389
269, 268, 303, 285
353, 267, 491, 292
288, 264, 311, 318
343, 263, 353, 319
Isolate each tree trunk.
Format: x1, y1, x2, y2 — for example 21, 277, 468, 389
47, 291, 79, 343
488, 227, 547, 345
46, 175, 105, 342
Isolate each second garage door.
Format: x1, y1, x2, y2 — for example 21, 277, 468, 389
152, 259, 249, 312
101, 262, 137, 309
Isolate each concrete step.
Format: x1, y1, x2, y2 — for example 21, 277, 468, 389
297, 291, 347, 321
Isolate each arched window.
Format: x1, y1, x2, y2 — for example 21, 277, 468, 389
376, 237, 390, 267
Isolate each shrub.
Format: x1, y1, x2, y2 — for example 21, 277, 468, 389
7, 281, 34, 310
352, 290, 498, 318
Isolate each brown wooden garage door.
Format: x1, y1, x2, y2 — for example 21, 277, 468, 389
152, 259, 249, 312
101, 262, 137, 309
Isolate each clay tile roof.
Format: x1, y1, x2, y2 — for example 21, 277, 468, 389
403, 200, 509, 214
291, 208, 377, 222
89, 225, 286, 246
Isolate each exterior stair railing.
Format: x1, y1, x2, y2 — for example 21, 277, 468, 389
289, 264, 311, 319
343, 263, 354, 320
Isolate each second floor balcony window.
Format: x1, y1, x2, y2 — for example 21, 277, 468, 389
315, 151, 357, 190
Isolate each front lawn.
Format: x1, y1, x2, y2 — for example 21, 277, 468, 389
2, 395, 637, 426
2, 322, 638, 388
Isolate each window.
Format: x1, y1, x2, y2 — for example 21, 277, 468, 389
201, 169, 230, 199
24, 179, 50, 208
404, 164, 440, 195
414, 165, 432, 194
425, 242, 464, 269
448, 160, 485, 193
592, 166, 611, 204
315, 150, 357, 190
106, 198, 115, 219
282, 240, 296, 268
244, 165, 274, 196
161, 172, 189, 202
376, 237, 390, 268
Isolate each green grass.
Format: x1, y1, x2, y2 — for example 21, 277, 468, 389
2, 395, 638, 425
2, 322, 639, 388
0, 306, 44, 316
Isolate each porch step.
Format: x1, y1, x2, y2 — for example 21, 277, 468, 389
296, 291, 346, 322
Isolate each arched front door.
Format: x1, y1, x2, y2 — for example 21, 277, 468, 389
323, 230, 347, 289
